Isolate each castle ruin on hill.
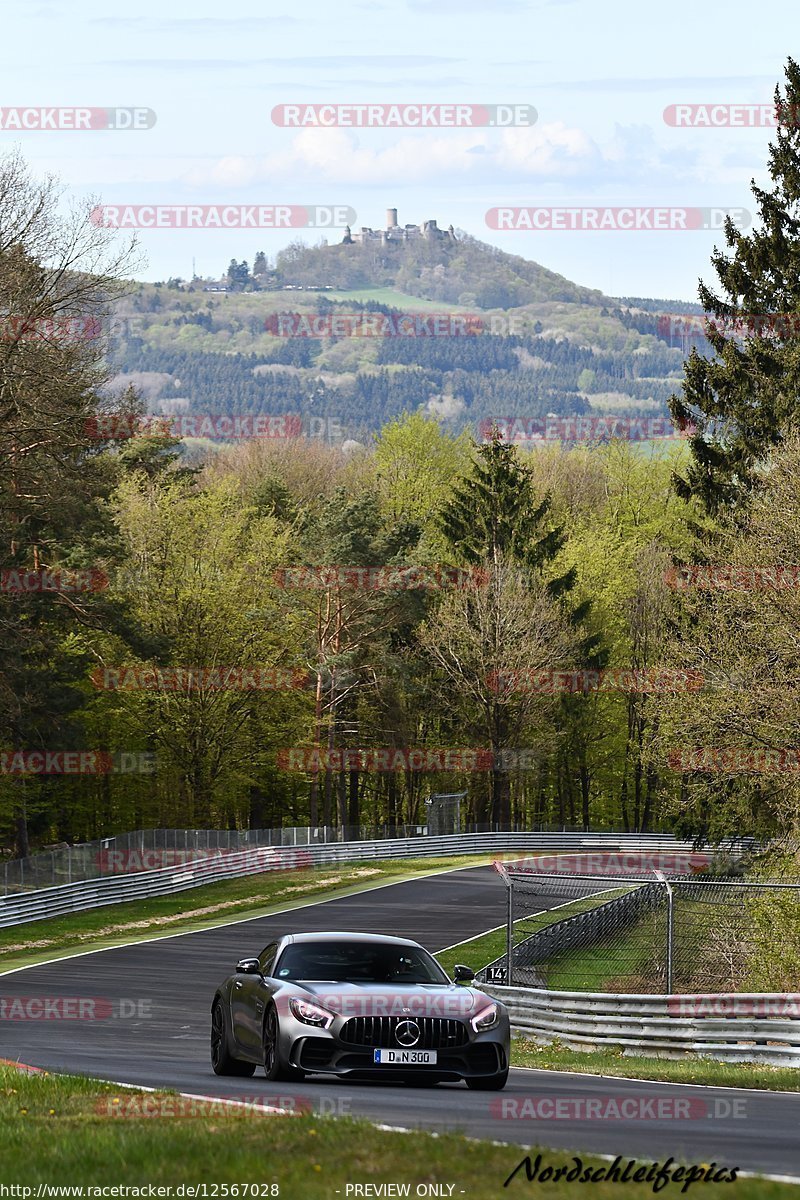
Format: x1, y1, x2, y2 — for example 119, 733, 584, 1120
342, 208, 457, 246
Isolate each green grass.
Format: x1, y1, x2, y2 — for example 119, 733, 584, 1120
533, 898, 670, 992
435, 890, 621, 979
1, 1065, 794, 1195
0, 854, 497, 975
543, 927, 657, 991
321, 286, 468, 310
538, 896, 734, 994
513, 1039, 800, 1092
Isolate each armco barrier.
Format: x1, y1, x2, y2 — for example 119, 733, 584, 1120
3, 824, 681, 894
481, 983, 800, 1066
0, 833, 699, 928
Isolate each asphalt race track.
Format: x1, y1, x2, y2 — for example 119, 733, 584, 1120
2, 865, 799, 1180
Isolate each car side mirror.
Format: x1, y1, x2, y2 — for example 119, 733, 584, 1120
236, 958, 262, 975
453, 964, 475, 985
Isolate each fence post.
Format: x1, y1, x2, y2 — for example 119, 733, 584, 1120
654, 869, 674, 994
666, 885, 674, 994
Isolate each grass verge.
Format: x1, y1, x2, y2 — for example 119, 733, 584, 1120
0, 854, 495, 974
513, 1039, 800, 1092
0, 1065, 794, 1195
543, 919, 657, 991
435, 890, 615, 978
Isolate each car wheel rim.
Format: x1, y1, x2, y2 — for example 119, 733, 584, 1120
264, 1010, 277, 1073
211, 1005, 224, 1067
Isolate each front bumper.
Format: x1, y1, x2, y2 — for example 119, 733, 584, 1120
295, 1036, 507, 1079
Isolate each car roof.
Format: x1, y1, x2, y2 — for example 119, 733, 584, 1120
279, 932, 423, 948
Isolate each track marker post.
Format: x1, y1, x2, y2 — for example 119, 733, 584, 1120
494, 859, 514, 986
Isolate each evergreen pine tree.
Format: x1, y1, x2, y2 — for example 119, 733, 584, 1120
439, 428, 576, 597
670, 58, 800, 514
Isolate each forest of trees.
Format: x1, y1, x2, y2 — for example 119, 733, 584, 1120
5, 56, 800, 860
110, 312, 681, 440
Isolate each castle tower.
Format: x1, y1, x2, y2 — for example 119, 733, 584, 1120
386, 207, 398, 228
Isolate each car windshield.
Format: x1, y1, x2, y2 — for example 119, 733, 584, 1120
272, 941, 450, 984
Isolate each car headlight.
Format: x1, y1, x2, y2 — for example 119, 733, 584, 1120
289, 998, 335, 1029
471, 1003, 499, 1032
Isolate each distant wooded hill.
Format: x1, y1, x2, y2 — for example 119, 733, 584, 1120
106, 232, 709, 442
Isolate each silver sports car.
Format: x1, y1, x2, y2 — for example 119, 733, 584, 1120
211, 931, 510, 1089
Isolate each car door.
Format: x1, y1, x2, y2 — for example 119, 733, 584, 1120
231, 941, 279, 1054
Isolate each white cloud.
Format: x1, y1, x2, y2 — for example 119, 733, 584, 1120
184, 123, 605, 188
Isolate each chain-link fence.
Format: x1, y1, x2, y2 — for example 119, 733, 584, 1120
0, 825, 416, 895
424, 792, 467, 836
0, 820, 634, 895
479, 856, 798, 995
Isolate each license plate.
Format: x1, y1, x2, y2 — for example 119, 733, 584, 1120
373, 1049, 437, 1065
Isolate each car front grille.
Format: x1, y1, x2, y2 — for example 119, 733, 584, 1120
340, 1015, 469, 1049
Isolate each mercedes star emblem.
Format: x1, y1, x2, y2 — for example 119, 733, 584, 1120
395, 1019, 421, 1047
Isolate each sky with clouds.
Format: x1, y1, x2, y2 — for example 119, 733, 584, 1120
2, 0, 795, 299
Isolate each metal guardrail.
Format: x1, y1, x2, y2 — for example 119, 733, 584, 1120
2, 823, 659, 895
0, 832, 696, 928
482, 983, 800, 1065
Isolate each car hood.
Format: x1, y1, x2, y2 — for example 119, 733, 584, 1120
292, 981, 488, 1020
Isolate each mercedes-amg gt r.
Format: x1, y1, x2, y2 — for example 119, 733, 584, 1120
211, 931, 509, 1089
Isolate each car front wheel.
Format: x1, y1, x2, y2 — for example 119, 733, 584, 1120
262, 1005, 305, 1082
211, 1000, 256, 1077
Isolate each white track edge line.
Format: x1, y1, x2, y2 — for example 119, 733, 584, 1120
0, 861, 491, 978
